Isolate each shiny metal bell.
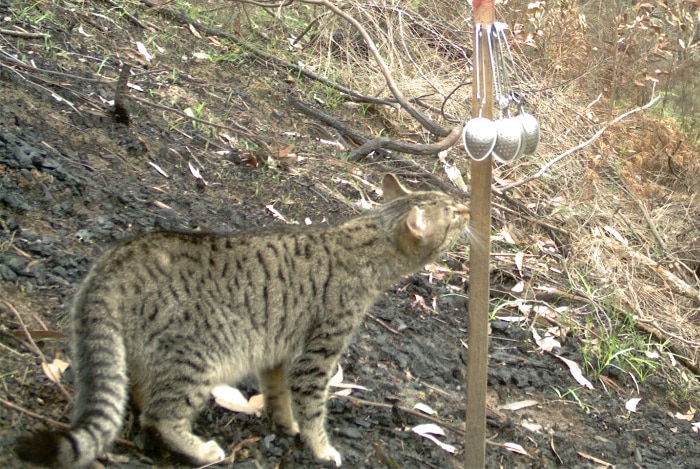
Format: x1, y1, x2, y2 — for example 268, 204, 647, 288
492, 117, 524, 163
462, 117, 496, 161
515, 111, 540, 155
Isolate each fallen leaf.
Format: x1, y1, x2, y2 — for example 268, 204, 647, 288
329, 364, 370, 392
212, 385, 263, 416
188, 162, 208, 186
266, 204, 291, 223
603, 224, 628, 246
189, 23, 201, 38
515, 251, 525, 273
78, 25, 92, 37
552, 354, 593, 389
41, 358, 70, 384
674, 409, 696, 421
533, 329, 561, 352
576, 451, 614, 467
625, 397, 641, 413
520, 421, 543, 433
148, 161, 169, 178
504, 442, 528, 455
411, 424, 456, 453
135, 41, 152, 62
413, 403, 435, 415
500, 399, 539, 411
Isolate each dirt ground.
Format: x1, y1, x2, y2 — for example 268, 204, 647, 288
1, 1, 699, 468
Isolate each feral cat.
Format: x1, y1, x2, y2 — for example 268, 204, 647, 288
15, 174, 469, 468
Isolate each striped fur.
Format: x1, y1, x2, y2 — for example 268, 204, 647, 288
14, 174, 469, 467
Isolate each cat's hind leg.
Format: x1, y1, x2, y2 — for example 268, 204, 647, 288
260, 364, 300, 436
138, 369, 225, 465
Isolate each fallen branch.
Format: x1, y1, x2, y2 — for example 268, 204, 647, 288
348, 126, 461, 161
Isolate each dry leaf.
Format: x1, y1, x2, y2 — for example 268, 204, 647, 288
212, 385, 263, 416
603, 224, 628, 246
674, 409, 696, 421
329, 364, 369, 392
135, 41, 152, 62
552, 354, 593, 389
625, 397, 641, 413
520, 421, 543, 433
413, 403, 435, 415
500, 399, 539, 411
503, 442, 528, 455
533, 329, 561, 352
266, 204, 291, 223
153, 200, 173, 210
148, 161, 169, 178
411, 424, 456, 453
576, 451, 614, 467
275, 143, 295, 158
515, 251, 525, 273
188, 162, 208, 186
78, 25, 92, 37
41, 358, 70, 384
189, 23, 201, 38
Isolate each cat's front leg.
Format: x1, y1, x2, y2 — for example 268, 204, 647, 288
288, 347, 343, 467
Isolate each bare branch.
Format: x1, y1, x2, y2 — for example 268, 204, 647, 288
503, 94, 662, 191
299, 0, 451, 137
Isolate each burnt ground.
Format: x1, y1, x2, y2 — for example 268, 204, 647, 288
1, 1, 699, 468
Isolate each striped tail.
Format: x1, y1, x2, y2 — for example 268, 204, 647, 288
15, 289, 129, 468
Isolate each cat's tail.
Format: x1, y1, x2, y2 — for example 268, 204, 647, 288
14, 285, 129, 468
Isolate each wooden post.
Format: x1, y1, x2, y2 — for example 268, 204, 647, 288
464, 1, 494, 468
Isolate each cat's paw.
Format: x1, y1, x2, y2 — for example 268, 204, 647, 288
198, 440, 226, 464
275, 419, 300, 436
315, 444, 342, 467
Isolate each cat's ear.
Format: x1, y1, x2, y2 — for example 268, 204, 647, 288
382, 174, 411, 202
404, 206, 427, 240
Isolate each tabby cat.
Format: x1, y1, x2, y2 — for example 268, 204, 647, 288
15, 174, 469, 468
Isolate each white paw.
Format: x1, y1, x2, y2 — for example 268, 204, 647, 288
316, 444, 342, 467
200, 440, 226, 463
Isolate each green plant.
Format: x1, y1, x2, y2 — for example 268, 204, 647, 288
552, 386, 590, 413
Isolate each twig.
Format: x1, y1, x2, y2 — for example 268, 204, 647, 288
138, 0, 392, 106
128, 95, 269, 152
503, 94, 662, 191
336, 394, 510, 448
0, 397, 68, 428
299, 0, 450, 137
337, 394, 466, 436
2, 300, 73, 404
367, 314, 401, 335
0, 28, 49, 38
0, 397, 137, 448
100, 0, 150, 30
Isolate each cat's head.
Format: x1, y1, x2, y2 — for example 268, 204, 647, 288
382, 174, 469, 261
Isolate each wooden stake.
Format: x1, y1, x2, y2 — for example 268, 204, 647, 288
464, 1, 494, 468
